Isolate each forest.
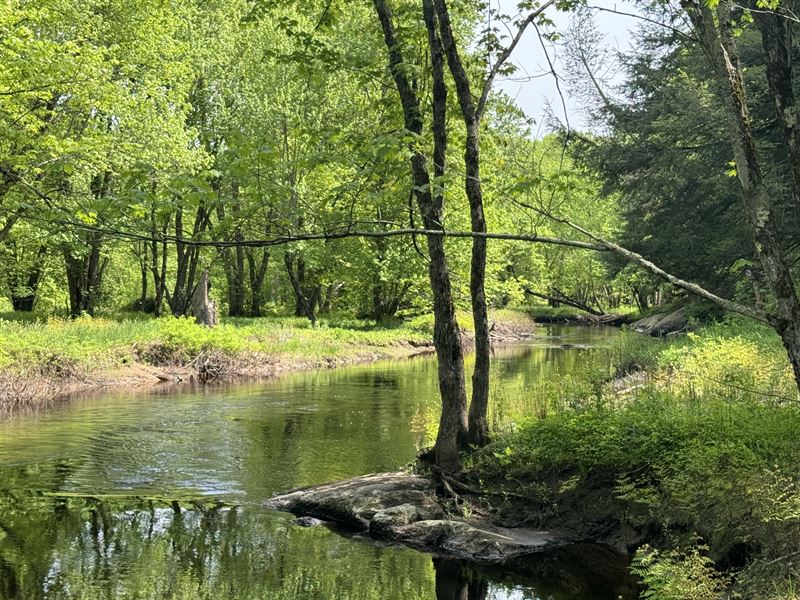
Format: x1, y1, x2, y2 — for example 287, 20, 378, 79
1, 0, 800, 598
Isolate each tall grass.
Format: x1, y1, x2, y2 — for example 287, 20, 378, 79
0, 314, 434, 374
470, 317, 800, 599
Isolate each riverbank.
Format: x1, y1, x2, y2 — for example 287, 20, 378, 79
465, 318, 799, 598
268, 318, 799, 598
0, 309, 537, 414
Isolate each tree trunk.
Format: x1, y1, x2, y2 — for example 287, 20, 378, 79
434, 0, 490, 446
374, 0, 468, 471
138, 242, 149, 311
192, 269, 217, 327
170, 202, 208, 316
9, 245, 46, 312
150, 220, 169, 317
284, 251, 316, 324
246, 248, 269, 317
63, 234, 106, 317
752, 5, 800, 210
684, 0, 800, 387
216, 187, 247, 317
220, 245, 246, 317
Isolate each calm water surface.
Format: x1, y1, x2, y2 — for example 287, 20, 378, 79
0, 325, 637, 599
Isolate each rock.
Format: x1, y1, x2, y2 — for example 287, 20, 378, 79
266, 472, 438, 530
293, 516, 326, 527
392, 519, 559, 562
369, 502, 445, 536
629, 306, 688, 336
265, 472, 568, 563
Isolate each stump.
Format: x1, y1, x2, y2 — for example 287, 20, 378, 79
192, 270, 218, 327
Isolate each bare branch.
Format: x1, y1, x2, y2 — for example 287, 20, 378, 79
477, 0, 555, 119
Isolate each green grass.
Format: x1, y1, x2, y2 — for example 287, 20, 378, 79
468, 317, 800, 599
0, 313, 435, 374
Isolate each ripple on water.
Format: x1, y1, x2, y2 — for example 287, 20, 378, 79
0, 325, 637, 599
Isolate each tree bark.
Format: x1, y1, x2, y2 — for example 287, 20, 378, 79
752, 4, 800, 210
170, 202, 208, 316
63, 234, 106, 317
683, 0, 800, 387
246, 248, 269, 317
150, 218, 169, 317
192, 269, 217, 326
284, 251, 316, 324
137, 242, 149, 311
375, 0, 468, 471
433, 0, 490, 446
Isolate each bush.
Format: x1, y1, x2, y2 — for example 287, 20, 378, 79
468, 318, 800, 598
631, 545, 727, 600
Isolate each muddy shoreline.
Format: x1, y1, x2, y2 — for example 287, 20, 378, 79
0, 316, 540, 415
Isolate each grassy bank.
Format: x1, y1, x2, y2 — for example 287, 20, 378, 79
466, 318, 800, 599
0, 309, 536, 413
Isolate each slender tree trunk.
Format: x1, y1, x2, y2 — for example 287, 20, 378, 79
150, 219, 169, 317
246, 248, 269, 317
684, 0, 800, 386
138, 242, 149, 311
465, 121, 491, 446
284, 251, 316, 324
374, 0, 468, 471
434, 0, 490, 446
216, 183, 247, 317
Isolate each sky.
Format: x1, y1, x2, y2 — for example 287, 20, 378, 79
493, 1, 643, 130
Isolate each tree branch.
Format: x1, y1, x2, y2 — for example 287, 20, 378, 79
477, 0, 555, 120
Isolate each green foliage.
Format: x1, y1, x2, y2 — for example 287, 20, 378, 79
0, 312, 434, 375
631, 545, 727, 600
468, 320, 800, 598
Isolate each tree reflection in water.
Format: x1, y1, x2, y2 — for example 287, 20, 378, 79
0, 494, 638, 600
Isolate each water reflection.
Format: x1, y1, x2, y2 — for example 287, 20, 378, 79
433, 544, 640, 600
0, 325, 635, 599
0, 494, 635, 599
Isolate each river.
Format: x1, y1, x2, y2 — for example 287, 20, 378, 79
0, 325, 637, 599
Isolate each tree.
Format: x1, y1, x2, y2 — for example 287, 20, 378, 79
373, 0, 469, 471
678, 0, 800, 386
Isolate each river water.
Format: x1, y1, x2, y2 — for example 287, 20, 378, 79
0, 325, 637, 599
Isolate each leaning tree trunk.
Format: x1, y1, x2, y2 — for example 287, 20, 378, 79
684, 0, 800, 387
374, 0, 468, 471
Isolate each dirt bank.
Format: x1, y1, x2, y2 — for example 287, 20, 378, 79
0, 315, 537, 415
